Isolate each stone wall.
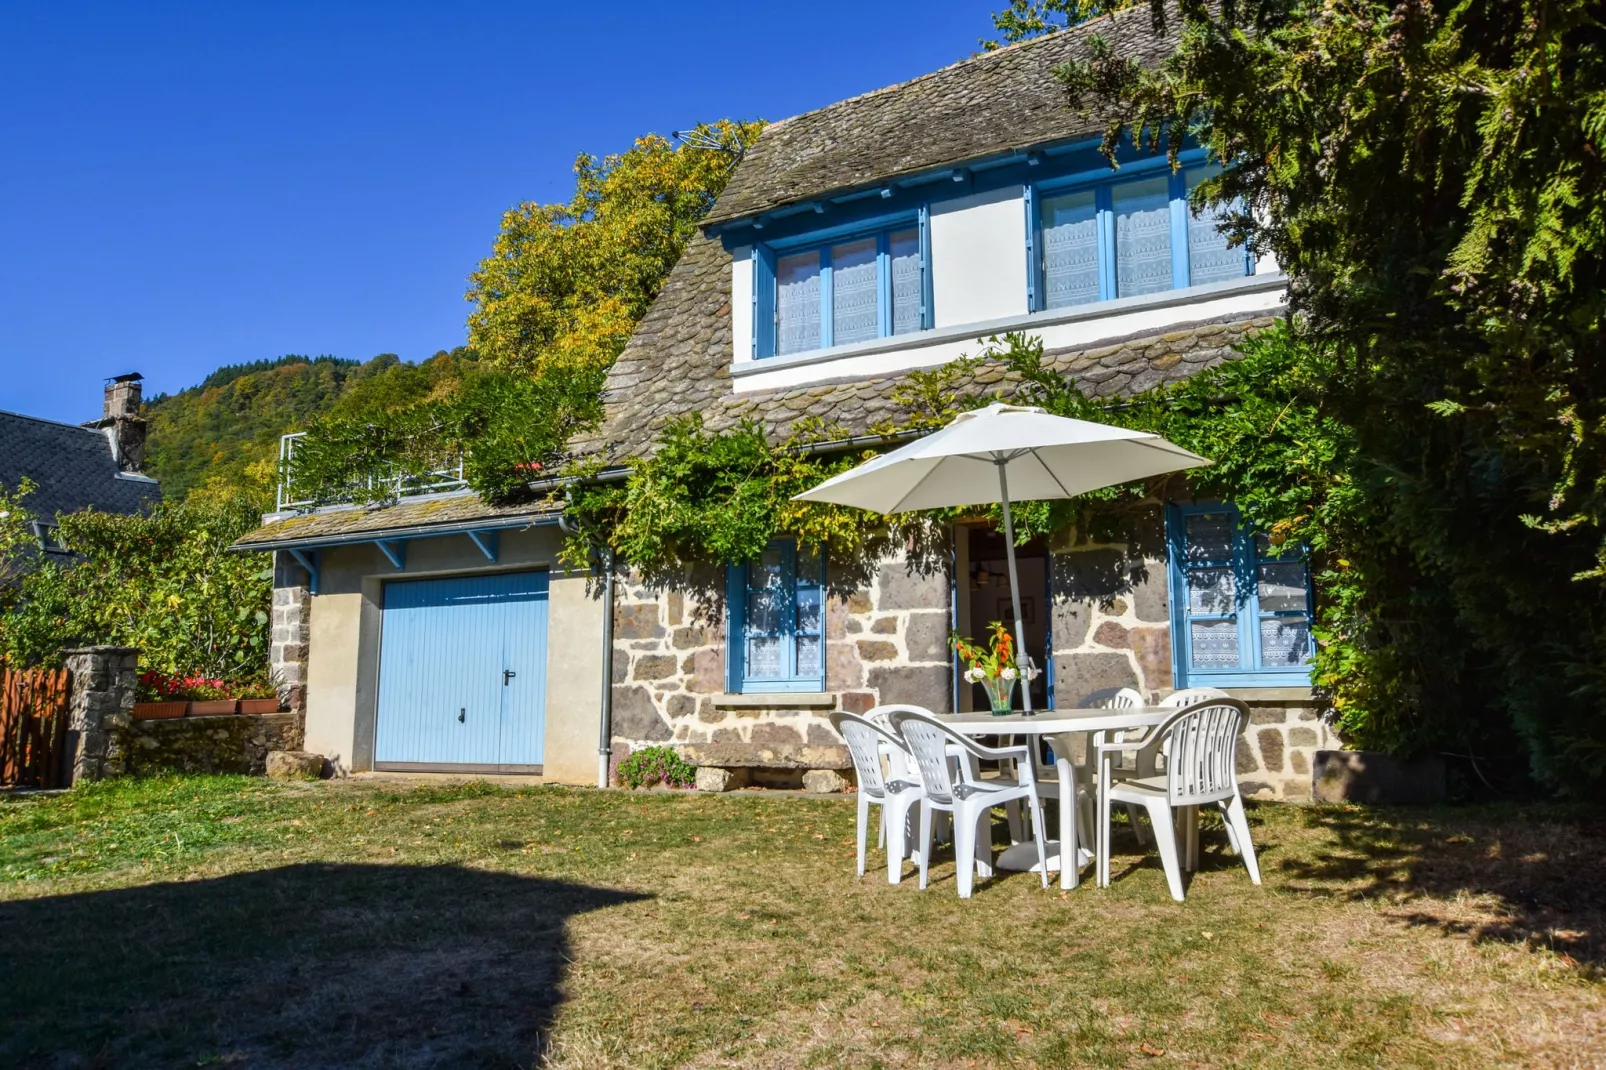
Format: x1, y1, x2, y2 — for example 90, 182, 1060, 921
1046, 510, 1337, 801
121, 712, 305, 776
1235, 701, 1335, 801
609, 552, 952, 782
271, 552, 311, 714
63, 646, 139, 782
1048, 512, 1175, 703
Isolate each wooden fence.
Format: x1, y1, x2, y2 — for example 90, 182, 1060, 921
0, 667, 71, 788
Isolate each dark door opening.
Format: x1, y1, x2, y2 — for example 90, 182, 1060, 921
960, 526, 1051, 711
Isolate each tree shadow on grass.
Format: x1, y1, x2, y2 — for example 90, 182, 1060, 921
1277, 806, 1606, 968
0, 863, 647, 1069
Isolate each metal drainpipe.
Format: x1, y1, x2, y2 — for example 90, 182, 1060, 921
596, 546, 615, 789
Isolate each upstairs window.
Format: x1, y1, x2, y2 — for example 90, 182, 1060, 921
1030, 160, 1252, 312
725, 539, 826, 693
1165, 502, 1315, 688
754, 216, 930, 359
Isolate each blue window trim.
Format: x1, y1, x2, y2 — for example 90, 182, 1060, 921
1165, 501, 1315, 688
1027, 149, 1255, 313
726, 539, 827, 693
751, 212, 932, 360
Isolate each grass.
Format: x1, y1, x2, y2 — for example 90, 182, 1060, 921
1, 776, 1602, 1068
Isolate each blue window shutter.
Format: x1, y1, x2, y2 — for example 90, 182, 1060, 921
725, 563, 746, 692
918, 204, 933, 328
1165, 503, 1188, 688
752, 245, 777, 359
876, 231, 892, 338
1023, 183, 1037, 312
1169, 170, 1191, 291
1095, 185, 1115, 302
818, 247, 834, 349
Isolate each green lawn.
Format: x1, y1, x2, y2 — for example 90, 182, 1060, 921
1, 777, 1601, 1068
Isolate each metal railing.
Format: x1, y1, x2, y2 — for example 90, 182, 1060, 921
276, 431, 469, 512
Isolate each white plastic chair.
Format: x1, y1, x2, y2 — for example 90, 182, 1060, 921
828, 711, 925, 884
889, 709, 1049, 899
1081, 687, 1152, 845
1094, 698, 1261, 901
1155, 686, 1235, 856
1161, 686, 1230, 707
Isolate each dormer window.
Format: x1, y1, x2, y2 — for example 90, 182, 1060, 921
754, 216, 931, 359
1028, 156, 1252, 312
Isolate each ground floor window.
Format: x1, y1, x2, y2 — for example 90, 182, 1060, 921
1165, 502, 1315, 687
726, 539, 825, 693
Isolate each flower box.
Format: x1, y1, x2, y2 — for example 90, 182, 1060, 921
132, 701, 188, 720
187, 699, 238, 717
238, 698, 280, 715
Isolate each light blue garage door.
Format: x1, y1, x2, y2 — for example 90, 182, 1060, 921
374, 570, 549, 771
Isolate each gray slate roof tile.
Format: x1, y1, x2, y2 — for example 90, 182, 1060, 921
0, 411, 160, 521
706, 7, 1180, 225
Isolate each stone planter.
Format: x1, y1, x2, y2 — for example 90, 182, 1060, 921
238, 698, 280, 715
132, 701, 187, 720
186, 699, 238, 717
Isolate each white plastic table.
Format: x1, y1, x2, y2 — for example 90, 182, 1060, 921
939, 707, 1171, 889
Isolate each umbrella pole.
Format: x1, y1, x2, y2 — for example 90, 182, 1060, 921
995, 460, 1034, 714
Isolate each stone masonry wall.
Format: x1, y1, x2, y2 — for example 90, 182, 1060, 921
1047, 509, 1337, 801
121, 712, 305, 776
63, 646, 139, 782
609, 552, 952, 781
271, 552, 311, 714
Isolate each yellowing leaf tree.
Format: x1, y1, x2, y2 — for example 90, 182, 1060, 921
466, 120, 764, 378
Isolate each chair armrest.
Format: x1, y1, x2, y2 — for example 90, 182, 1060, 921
965, 741, 1030, 763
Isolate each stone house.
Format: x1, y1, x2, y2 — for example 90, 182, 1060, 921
1, 373, 161, 551
238, 9, 1331, 797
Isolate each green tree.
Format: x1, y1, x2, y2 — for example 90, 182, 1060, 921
143, 350, 480, 503
465, 121, 764, 380
982, 0, 1131, 48
1030, 0, 1606, 791
0, 495, 272, 682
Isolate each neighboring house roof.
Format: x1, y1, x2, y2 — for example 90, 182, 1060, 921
705, 8, 1179, 226
0, 409, 160, 521
233, 490, 560, 552
577, 234, 1281, 462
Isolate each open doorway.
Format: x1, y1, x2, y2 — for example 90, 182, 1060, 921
956, 526, 1052, 711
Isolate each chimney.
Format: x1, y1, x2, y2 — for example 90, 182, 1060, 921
92, 372, 148, 474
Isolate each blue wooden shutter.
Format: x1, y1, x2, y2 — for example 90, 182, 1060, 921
918, 204, 933, 329
1023, 183, 1038, 311
752, 245, 777, 359
725, 563, 746, 691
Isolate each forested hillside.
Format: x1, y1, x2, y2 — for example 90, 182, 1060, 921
141, 349, 477, 502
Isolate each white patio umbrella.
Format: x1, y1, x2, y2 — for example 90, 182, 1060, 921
794, 403, 1209, 713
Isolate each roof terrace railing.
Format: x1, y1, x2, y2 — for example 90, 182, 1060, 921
276, 431, 469, 513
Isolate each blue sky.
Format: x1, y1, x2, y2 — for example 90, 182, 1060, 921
0, 1, 997, 423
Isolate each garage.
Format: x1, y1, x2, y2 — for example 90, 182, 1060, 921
373, 570, 550, 773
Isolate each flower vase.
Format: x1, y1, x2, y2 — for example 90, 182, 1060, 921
981, 676, 1017, 716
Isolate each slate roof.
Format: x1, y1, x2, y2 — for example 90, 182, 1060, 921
706, 7, 1180, 226
233, 490, 560, 551
0, 410, 160, 521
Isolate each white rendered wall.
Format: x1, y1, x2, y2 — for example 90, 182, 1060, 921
728, 245, 753, 364
928, 184, 1028, 328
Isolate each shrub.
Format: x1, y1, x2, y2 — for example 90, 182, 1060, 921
614, 746, 696, 790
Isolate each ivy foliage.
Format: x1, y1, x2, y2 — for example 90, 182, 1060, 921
282, 361, 602, 506
0, 485, 272, 683
565, 416, 948, 589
